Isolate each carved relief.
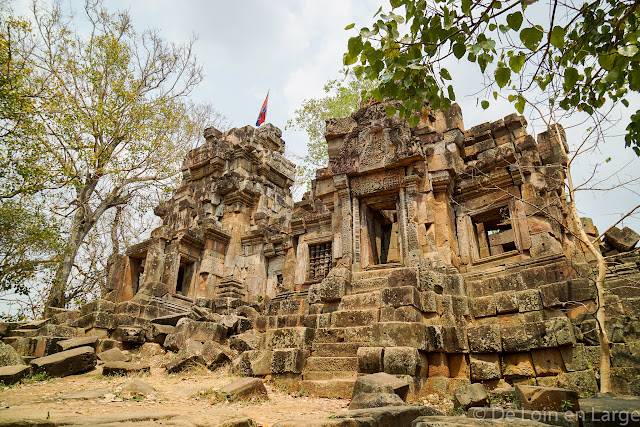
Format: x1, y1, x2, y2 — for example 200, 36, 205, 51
350, 168, 405, 197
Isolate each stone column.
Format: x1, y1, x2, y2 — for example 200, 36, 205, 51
352, 196, 361, 269
334, 174, 352, 264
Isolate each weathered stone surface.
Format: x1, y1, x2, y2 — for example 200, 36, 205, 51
202, 340, 231, 366
515, 384, 579, 411
220, 377, 268, 402
233, 349, 272, 376
468, 324, 502, 353
372, 322, 428, 350
335, 406, 442, 427
357, 346, 383, 374
229, 330, 263, 353
31, 346, 96, 377
348, 392, 405, 410
57, 336, 98, 352
453, 383, 489, 410
383, 346, 426, 376
352, 372, 410, 401
121, 378, 156, 399
97, 347, 129, 363
0, 365, 30, 385
164, 318, 227, 350
270, 348, 306, 374
0, 342, 23, 367
469, 353, 501, 380
112, 325, 146, 344
102, 361, 150, 376
60, 387, 110, 400
165, 352, 205, 373
501, 353, 536, 378
604, 226, 640, 252
264, 327, 314, 350
467, 408, 578, 427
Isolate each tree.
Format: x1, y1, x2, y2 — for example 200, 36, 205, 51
344, 0, 640, 151
286, 72, 376, 190
21, 1, 225, 310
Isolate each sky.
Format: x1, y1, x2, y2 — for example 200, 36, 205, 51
13, 0, 640, 234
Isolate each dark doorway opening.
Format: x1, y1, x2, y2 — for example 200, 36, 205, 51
176, 258, 195, 296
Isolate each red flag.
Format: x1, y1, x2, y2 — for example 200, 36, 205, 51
256, 91, 269, 127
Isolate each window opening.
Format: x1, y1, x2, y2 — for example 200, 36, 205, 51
472, 206, 516, 258
308, 243, 332, 281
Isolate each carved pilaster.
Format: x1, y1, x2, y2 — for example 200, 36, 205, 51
352, 197, 361, 265
404, 175, 421, 253
338, 188, 352, 260
398, 188, 408, 262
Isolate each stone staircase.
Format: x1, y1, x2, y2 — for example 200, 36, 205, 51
300, 267, 415, 397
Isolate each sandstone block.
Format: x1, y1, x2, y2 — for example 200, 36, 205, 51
202, 340, 231, 366
515, 384, 579, 411
270, 348, 306, 374
357, 347, 383, 374
494, 291, 518, 314
471, 295, 496, 318
467, 324, 502, 353
381, 286, 421, 309
501, 324, 529, 352
165, 352, 204, 373
352, 372, 410, 401
0, 365, 30, 385
420, 291, 438, 313
501, 353, 536, 378
57, 337, 98, 352
604, 226, 639, 252
517, 290, 543, 312
531, 348, 566, 376
102, 361, 150, 376
526, 322, 558, 349
372, 322, 428, 350
557, 369, 598, 394
111, 326, 145, 344
229, 330, 263, 353
383, 347, 426, 376
80, 300, 115, 317
568, 278, 596, 302
427, 352, 449, 377
348, 392, 405, 410
0, 342, 24, 367
469, 353, 501, 380
264, 327, 314, 350
453, 383, 488, 410
220, 377, 268, 402
121, 379, 156, 399
332, 309, 379, 328
539, 282, 569, 308
97, 347, 129, 363
32, 346, 96, 377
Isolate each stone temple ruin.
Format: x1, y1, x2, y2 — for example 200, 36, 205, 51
3, 99, 640, 402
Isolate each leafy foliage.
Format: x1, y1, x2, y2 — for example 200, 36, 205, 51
345, 0, 640, 150
286, 72, 375, 190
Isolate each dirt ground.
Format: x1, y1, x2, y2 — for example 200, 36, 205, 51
0, 350, 351, 426
0, 349, 456, 426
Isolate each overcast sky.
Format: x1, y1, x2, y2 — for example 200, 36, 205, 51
14, 0, 640, 234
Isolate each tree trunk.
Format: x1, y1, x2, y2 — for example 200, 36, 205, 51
563, 134, 611, 393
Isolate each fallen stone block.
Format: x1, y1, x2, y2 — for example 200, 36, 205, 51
0, 365, 30, 385
233, 349, 272, 376
202, 340, 231, 366
229, 330, 263, 353
144, 323, 175, 344
97, 347, 130, 363
164, 352, 205, 373
335, 406, 442, 427
31, 346, 96, 377
36, 324, 82, 338
121, 378, 156, 399
57, 336, 98, 352
453, 383, 489, 410
515, 384, 579, 412
139, 342, 165, 357
352, 372, 410, 401
102, 361, 150, 376
60, 387, 110, 400
604, 226, 640, 252
111, 326, 145, 344
348, 392, 405, 410
164, 318, 227, 351
0, 342, 24, 367
80, 299, 116, 316
219, 377, 268, 402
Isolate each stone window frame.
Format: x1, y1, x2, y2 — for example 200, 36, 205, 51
468, 199, 521, 263
307, 241, 333, 282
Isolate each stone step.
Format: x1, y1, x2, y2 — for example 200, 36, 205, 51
338, 291, 382, 310
331, 309, 380, 328
303, 371, 359, 381
305, 356, 358, 372
312, 342, 366, 357
352, 269, 395, 281
299, 379, 355, 399
9, 329, 38, 338
350, 277, 388, 294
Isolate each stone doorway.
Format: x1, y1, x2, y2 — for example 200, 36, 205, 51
176, 258, 195, 296
360, 194, 402, 268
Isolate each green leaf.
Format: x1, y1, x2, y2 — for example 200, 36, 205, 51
452, 43, 466, 59
506, 12, 523, 31
448, 85, 455, 101
520, 26, 543, 50
345, 23, 355, 30
549, 26, 565, 49
481, 100, 490, 109
407, 114, 420, 128
385, 106, 397, 117
509, 53, 525, 73
440, 68, 452, 80
495, 66, 511, 88
462, 0, 471, 16
622, 99, 630, 107
348, 36, 364, 57
515, 94, 525, 113
598, 53, 616, 71
564, 67, 579, 87
390, 0, 403, 8
619, 45, 639, 57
